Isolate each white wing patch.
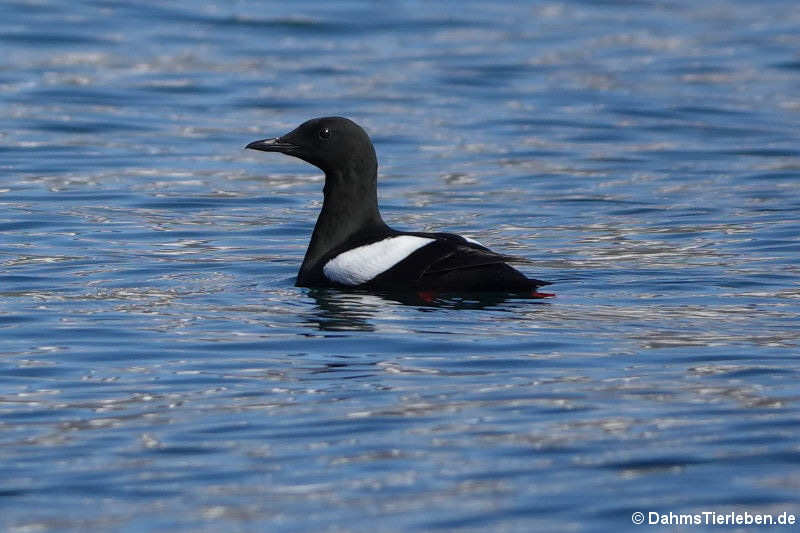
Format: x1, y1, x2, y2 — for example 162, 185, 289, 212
323, 236, 435, 286
463, 236, 484, 247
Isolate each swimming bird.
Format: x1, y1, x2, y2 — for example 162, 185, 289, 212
246, 117, 552, 297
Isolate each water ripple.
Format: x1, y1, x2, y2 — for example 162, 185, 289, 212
2, 0, 800, 531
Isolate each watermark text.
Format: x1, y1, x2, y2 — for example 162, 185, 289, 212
632, 511, 796, 526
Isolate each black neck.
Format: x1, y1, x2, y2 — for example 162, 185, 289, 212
299, 168, 387, 277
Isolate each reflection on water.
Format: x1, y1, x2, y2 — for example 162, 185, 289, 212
2, 0, 800, 531
304, 288, 554, 332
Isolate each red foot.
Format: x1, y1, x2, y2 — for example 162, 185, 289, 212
531, 291, 556, 299
417, 291, 436, 303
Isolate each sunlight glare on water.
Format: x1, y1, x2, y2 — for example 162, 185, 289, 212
1, 0, 799, 531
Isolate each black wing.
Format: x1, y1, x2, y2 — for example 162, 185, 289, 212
369, 235, 550, 292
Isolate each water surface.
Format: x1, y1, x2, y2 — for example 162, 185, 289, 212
2, 1, 800, 531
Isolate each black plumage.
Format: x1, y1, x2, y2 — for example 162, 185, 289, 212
246, 117, 551, 295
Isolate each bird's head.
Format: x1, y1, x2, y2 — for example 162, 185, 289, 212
246, 116, 377, 179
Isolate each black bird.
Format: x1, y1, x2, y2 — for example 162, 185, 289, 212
246, 117, 552, 297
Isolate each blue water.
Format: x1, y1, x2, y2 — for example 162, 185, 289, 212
2, 1, 800, 531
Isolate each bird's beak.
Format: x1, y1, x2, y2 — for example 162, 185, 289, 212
245, 137, 296, 153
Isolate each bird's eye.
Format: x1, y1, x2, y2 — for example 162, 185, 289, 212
318, 127, 330, 139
